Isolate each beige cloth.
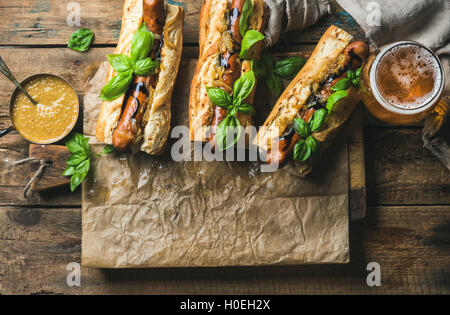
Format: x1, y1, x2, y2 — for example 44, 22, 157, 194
263, 0, 331, 47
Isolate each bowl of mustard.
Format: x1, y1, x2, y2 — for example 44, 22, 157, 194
10, 73, 80, 144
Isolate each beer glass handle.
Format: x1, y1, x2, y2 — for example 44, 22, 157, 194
423, 99, 449, 138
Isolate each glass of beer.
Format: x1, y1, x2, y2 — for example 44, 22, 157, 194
360, 41, 445, 125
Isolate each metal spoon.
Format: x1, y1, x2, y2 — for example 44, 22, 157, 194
0, 56, 39, 105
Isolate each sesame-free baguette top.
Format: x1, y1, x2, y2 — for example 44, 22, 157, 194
254, 25, 353, 152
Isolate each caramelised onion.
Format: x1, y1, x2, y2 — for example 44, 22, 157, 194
220, 31, 234, 53
213, 79, 232, 93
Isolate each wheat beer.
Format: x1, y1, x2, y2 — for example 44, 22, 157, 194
361, 41, 444, 124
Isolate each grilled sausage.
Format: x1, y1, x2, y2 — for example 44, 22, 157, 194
266, 108, 315, 166
229, 0, 247, 45
344, 41, 370, 70
112, 0, 165, 151
208, 0, 247, 149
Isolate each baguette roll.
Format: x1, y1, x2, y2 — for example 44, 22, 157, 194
254, 25, 369, 176
189, 0, 265, 142
96, 0, 184, 155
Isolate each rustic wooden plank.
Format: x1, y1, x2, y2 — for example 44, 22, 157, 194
348, 108, 366, 221
0, 0, 364, 46
365, 128, 450, 206
1, 205, 448, 294
0, 132, 81, 206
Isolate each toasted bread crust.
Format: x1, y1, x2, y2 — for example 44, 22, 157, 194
189, 0, 265, 142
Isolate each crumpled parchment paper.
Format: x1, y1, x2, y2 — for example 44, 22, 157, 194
81, 61, 350, 268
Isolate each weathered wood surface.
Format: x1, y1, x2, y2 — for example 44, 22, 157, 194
0, 0, 364, 46
1, 205, 449, 294
29, 144, 71, 191
0, 0, 449, 295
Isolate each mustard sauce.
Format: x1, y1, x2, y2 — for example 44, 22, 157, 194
11, 75, 79, 144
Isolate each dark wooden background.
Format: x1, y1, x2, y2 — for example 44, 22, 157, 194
0, 0, 449, 294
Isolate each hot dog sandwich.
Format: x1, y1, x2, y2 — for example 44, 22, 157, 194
254, 25, 369, 176
96, 0, 184, 154
189, 0, 265, 150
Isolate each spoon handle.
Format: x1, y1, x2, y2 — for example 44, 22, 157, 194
0, 56, 38, 105
0, 126, 14, 139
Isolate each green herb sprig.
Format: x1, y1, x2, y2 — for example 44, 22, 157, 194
68, 28, 94, 52
206, 70, 256, 151
326, 66, 362, 112
239, 0, 265, 60
253, 50, 307, 96
292, 109, 327, 161
62, 133, 116, 192
100, 23, 160, 101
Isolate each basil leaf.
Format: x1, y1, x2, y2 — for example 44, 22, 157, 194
293, 118, 310, 138
70, 173, 84, 192
346, 70, 356, 80
100, 70, 133, 101
98, 145, 116, 155
293, 140, 312, 162
233, 70, 256, 104
66, 152, 88, 166
65, 140, 83, 154
107, 54, 133, 73
326, 90, 348, 113
80, 134, 90, 154
330, 78, 351, 91
206, 87, 232, 108
216, 115, 242, 151
355, 66, 362, 78
262, 50, 274, 70
228, 107, 239, 117
267, 72, 281, 96
130, 23, 154, 63
134, 58, 159, 76
65, 135, 83, 154
62, 165, 76, 176
306, 136, 320, 154
76, 158, 91, 174
274, 57, 306, 79
65, 133, 89, 155
239, 0, 253, 38
237, 103, 255, 116
70, 159, 90, 192
80, 135, 89, 153
309, 108, 328, 132
352, 78, 360, 87
68, 28, 94, 52
252, 58, 267, 78
239, 30, 265, 60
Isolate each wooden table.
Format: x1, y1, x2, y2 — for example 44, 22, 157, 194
0, 0, 449, 295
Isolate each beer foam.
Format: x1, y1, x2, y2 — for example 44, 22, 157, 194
376, 44, 442, 110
